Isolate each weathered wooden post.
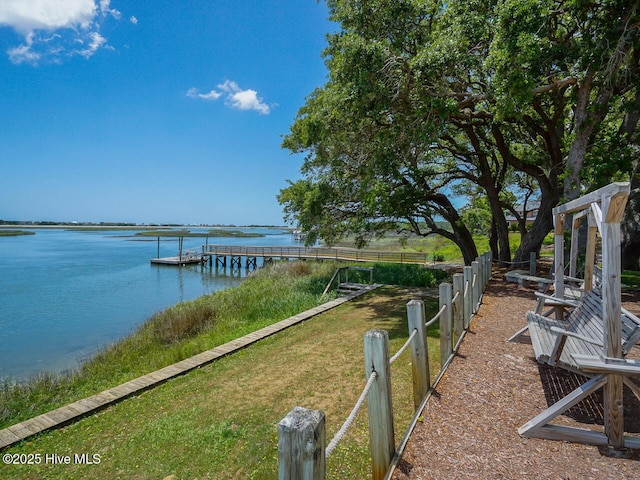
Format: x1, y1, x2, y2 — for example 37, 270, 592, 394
477, 255, 485, 292
529, 251, 537, 276
553, 213, 565, 319
484, 252, 491, 285
439, 283, 453, 368
488, 250, 493, 280
407, 300, 429, 410
584, 210, 598, 292
364, 330, 395, 480
601, 191, 627, 448
452, 274, 464, 344
278, 406, 326, 480
463, 266, 473, 328
471, 261, 480, 312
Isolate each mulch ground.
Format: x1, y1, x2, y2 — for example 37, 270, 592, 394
391, 268, 640, 480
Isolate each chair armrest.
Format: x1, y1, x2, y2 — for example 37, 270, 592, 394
550, 326, 604, 347
534, 292, 579, 307
573, 355, 640, 375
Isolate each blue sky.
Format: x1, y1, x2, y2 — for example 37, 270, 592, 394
0, 0, 334, 225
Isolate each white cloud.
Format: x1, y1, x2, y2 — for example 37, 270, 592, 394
76, 31, 108, 59
0, 0, 96, 32
130, 16, 138, 25
186, 87, 222, 101
0, 0, 121, 64
188, 80, 271, 115
7, 32, 39, 64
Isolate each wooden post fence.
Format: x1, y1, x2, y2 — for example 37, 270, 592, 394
471, 260, 480, 313
407, 300, 429, 409
529, 251, 537, 277
439, 283, 453, 368
452, 273, 464, 344
278, 406, 326, 480
364, 330, 395, 480
277, 252, 494, 479
463, 265, 473, 328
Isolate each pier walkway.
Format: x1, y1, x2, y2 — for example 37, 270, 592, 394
201, 245, 429, 268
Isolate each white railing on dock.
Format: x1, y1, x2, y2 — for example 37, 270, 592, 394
202, 245, 429, 265
278, 252, 493, 480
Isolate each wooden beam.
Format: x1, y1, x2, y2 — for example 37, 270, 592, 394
519, 374, 607, 439
364, 330, 395, 480
584, 210, 598, 292
600, 192, 625, 447
407, 300, 430, 409
553, 213, 565, 306
553, 182, 630, 216
604, 191, 629, 224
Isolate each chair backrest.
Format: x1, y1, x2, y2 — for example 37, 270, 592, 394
565, 288, 640, 355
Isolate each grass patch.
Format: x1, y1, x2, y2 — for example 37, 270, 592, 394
135, 230, 206, 237
134, 229, 266, 238
0, 287, 441, 479
0, 230, 35, 237
623, 270, 640, 289
207, 229, 265, 238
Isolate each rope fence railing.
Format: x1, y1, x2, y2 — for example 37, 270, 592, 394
389, 327, 418, 365
325, 371, 378, 457
278, 251, 493, 480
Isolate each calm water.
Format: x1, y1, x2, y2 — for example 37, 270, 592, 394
0, 228, 296, 380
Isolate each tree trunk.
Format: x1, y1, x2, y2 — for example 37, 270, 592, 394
430, 193, 479, 265
564, 73, 594, 201
484, 184, 511, 264
619, 90, 640, 270
622, 161, 640, 270
513, 179, 562, 264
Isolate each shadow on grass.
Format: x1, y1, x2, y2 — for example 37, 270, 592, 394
345, 286, 440, 342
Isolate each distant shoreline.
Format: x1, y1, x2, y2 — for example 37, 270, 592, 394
0, 224, 290, 230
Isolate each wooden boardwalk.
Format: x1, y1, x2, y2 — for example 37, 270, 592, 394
202, 245, 429, 265
0, 284, 380, 450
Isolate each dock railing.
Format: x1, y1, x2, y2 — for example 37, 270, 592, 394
202, 245, 430, 265
278, 252, 493, 480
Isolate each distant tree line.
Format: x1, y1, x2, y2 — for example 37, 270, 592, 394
279, 0, 640, 267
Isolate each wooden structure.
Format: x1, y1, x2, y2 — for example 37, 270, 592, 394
322, 266, 374, 295
151, 249, 204, 266
519, 182, 640, 449
525, 290, 640, 372
201, 245, 430, 267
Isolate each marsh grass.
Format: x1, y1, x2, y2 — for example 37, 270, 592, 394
0, 230, 35, 237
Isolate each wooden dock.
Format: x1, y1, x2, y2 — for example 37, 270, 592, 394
151, 252, 204, 266
0, 284, 380, 450
202, 245, 429, 266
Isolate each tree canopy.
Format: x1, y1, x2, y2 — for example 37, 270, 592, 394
279, 0, 640, 265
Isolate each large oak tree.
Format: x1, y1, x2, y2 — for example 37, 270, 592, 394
280, 0, 640, 265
